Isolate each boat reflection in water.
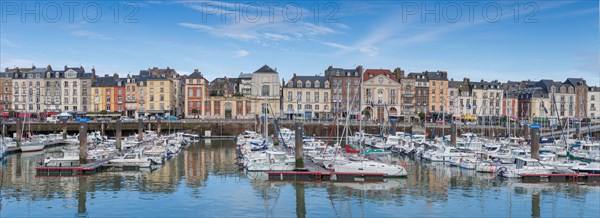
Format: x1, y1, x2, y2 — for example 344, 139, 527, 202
0, 140, 598, 217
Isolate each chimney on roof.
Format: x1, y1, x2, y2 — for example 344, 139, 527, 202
4, 67, 8, 72
15, 67, 20, 73
463, 77, 470, 84
194, 69, 199, 73
356, 65, 364, 74
64, 65, 68, 71
79, 65, 83, 71
32, 64, 36, 70
113, 73, 119, 82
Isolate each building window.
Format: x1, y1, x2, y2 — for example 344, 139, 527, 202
315, 92, 319, 103
189, 89, 193, 97
287, 91, 292, 102
297, 91, 302, 102
196, 89, 201, 97
261, 85, 269, 96
306, 92, 311, 103
324, 92, 329, 102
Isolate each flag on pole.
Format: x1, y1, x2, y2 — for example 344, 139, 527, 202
467, 103, 472, 110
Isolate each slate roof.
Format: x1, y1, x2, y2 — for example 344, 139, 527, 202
518, 87, 548, 99
288, 75, 328, 88
407, 72, 428, 81
425, 71, 448, 81
470, 80, 502, 89
187, 71, 205, 79
448, 81, 462, 89
326, 67, 360, 77
535, 79, 573, 93
92, 76, 118, 87
253, 65, 277, 74
238, 72, 253, 79
564, 78, 587, 86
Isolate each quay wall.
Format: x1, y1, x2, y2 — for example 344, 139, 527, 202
2, 121, 578, 138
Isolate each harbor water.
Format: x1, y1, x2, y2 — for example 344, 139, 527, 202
1, 140, 599, 217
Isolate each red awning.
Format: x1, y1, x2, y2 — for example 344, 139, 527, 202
18, 113, 32, 118
0, 112, 8, 117
45, 112, 59, 116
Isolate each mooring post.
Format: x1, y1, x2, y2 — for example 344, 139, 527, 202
451, 123, 457, 147
16, 118, 22, 147
530, 125, 540, 159
115, 119, 122, 151
79, 122, 88, 164
157, 118, 162, 136
100, 122, 105, 136
62, 120, 68, 140
523, 124, 530, 140
2, 122, 6, 138
294, 122, 306, 171
138, 118, 144, 142
295, 183, 306, 218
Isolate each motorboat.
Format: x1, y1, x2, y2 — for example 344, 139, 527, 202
570, 162, 600, 174
109, 152, 151, 168
333, 160, 408, 177
495, 157, 555, 178
42, 150, 80, 167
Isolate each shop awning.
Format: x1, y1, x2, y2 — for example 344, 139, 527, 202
18, 113, 32, 118
0, 112, 9, 117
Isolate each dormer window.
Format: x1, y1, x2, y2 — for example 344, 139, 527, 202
297, 80, 302, 88
55, 73, 59, 78
324, 81, 330, 89
287, 82, 292, 87
306, 81, 311, 88
47, 72, 51, 78
314, 81, 320, 88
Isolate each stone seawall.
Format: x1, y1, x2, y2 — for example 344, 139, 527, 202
0, 121, 553, 138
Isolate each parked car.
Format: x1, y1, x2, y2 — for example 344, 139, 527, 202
120, 116, 135, 122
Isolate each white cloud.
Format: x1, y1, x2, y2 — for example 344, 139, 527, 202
0, 37, 21, 48
234, 50, 249, 57
320, 41, 352, 51
70, 30, 112, 40
359, 46, 378, 57
177, 1, 341, 47
178, 22, 215, 31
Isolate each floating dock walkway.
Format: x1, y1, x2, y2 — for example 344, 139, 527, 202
521, 174, 600, 183
35, 160, 110, 176
267, 161, 386, 182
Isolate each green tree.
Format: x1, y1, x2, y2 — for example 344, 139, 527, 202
191, 109, 199, 118
418, 112, 426, 122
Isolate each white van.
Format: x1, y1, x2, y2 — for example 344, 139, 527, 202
46, 116, 59, 123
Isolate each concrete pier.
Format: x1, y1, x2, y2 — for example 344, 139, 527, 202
523, 125, 530, 140
530, 126, 540, 159
62, 120, 68, 140
138, 118, 144, 142
294, 122, 306, 171
157, 118, 162, 136
79, 123, 88, 164
115, 119, 122, 151
15, 119, 22, 146
451, 123, 457, 147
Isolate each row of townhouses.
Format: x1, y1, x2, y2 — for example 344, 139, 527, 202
1, 65, 598, 121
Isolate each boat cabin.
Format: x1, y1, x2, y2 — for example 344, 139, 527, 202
514, 157, 542, 169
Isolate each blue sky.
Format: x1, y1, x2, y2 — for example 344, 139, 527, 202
1, 0, 598, 85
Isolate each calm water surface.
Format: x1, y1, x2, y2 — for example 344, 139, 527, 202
0, 140, 599, 217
